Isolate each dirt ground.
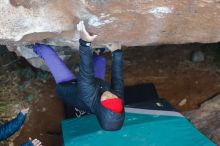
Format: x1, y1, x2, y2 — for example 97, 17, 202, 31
13, 80, 64, 146
0, 43, 220, 145
121, 44, 220, 111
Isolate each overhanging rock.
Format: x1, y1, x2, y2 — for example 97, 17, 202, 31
2, 0, 220, 46
1, 0, 220, 68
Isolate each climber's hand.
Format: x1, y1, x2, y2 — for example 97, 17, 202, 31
77, 21, 97, 42
106, 42, 122, 52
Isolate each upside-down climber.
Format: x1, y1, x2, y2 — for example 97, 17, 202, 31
33, 21, 125, 131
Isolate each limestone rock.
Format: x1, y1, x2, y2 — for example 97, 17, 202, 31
1, 0, 220, 68
184, 94, 220, 145
0, 0, 220, 46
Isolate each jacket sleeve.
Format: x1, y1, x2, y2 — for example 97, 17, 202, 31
111, 50, 124, 100
0, 112, 25, 141
77, 39, 97, 107
20, 140, 33, 146
78, 39, 95, 85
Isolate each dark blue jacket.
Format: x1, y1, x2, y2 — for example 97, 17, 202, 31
56, 40, 125, 131
0, 113, 33, 146
77, 40, 125, 131
20, 140, 33, 146
0, 112, 25, 141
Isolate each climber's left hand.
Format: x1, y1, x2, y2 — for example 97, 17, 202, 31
77, 21, 97, 42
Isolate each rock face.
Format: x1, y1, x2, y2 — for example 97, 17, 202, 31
1, 0, 220, 46
1, 0, 220, 68
184, 94, 220, 145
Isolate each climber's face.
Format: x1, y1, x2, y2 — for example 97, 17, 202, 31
101, 91, 118, 101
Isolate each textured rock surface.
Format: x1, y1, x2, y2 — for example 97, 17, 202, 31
184, 94, 220, 145
1, 0, 220, 46
1, 0, 220, 68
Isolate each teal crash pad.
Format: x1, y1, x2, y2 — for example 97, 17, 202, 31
62, 113, 216, 146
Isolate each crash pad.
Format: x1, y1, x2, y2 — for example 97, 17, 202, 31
62, 110, 216, 146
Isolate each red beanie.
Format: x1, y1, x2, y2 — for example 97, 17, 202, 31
101, 98, 123, 114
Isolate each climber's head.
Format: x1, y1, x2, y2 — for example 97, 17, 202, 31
100, 91, 123, 114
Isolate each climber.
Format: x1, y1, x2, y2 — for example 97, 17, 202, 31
0, 108, 42, 146
33, 21, 125, 131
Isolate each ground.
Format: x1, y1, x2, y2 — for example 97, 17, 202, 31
0, 43, 220, 145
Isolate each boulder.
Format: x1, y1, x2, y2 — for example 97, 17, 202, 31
1, 0, 220, 46
184, 94, 220, 145
1, 0, 220, 68
191, 50, 205, 62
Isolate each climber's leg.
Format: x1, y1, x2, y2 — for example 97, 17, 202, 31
33, 43, 76, 83
93, 54, 107, 80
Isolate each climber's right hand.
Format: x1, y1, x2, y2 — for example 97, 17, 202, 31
77, 21, 97, 42
106, 42, 122, 52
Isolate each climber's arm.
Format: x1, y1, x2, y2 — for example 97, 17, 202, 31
77, 21, 98, 85
108, 43, 124, 99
